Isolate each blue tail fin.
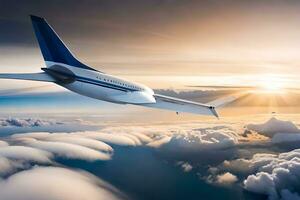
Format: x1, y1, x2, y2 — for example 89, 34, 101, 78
30, 15, 96, 71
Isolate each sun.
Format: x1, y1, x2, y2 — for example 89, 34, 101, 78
255, 75, 285, 94
261, 82, 282, 92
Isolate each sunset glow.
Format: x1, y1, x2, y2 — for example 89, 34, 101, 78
255, 75, 285, 94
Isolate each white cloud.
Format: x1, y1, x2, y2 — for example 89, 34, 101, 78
23, 139, 111, 161
11, 132, 51, 139
100, 126, 155, 143
215, 172, 238, 185
244, 172, 277, 199
205, 172, 238, 187
0, 145, 53, 176
9, 119, 241, 154
0, 117, 254, 200
247, 117, 300, 137
12, 132, 114, 153
0, 157, 13, 175
160, 127, 237, 152
0, 146, 52, 163
84, 132, 139, 146
46, 136, 113, 152
98, 123, 240, 151
241, 149, 300, 200
223, 153, 277, 174
147, 136, 171, 148
0, 167, 125, 200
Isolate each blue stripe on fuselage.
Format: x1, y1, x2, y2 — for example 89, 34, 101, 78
43, 67, 139, 92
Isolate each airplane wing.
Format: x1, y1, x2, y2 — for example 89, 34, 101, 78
0, 72, 56, 82
206, 91, 249, 108
142, 94, 219, 118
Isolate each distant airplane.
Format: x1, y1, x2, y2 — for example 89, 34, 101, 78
0, 15, 218, 118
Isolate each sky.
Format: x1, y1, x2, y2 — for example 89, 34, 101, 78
3, 1, 300, 200
2, 0, 300, 89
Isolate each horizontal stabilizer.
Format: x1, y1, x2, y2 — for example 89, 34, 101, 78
0, 72, 56, 82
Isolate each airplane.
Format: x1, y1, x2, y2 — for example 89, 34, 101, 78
0, 15, 219, 118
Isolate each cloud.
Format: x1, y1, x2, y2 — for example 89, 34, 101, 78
240, 149, 300, 200
46, 136, 114, 152
272, 133, 300, 144
0, 167, 125, 200
99, 123, 240, 150
11, 131, 117, 161
246, 117, 300, 137
12, 132, 114, 152
84, 132, 141, 146
0, 140, 8, 147
147, 136, 171, 148
2, 116, 296, 200
84, 123, 243, 170
0, 157, 14, 175
1, 132, 117, 168
90, 122, 242, 166
205, 172, 238, 187
0, 146, 52, 163
0, 118, 61, 127
244, 172, 278, 199
8, 118, 241, 155
0, 145, 53, 175
100, 126, 153, 144
22, 139, 111, 161
0, 117, 99, 137
223, 153, 278, 174
177, 162, 193, 172
11, 132, 53, 139
1, 117, 245, 170
12, 130, 150, 147
0, 116, 272, 200
160, 126, 237, 151
215, 172, 238, 185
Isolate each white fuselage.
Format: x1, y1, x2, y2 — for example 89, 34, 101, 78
45, 62, 155, 104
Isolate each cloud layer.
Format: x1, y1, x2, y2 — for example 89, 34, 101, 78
2, 116, 300, 200
0, 167, 125, 200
